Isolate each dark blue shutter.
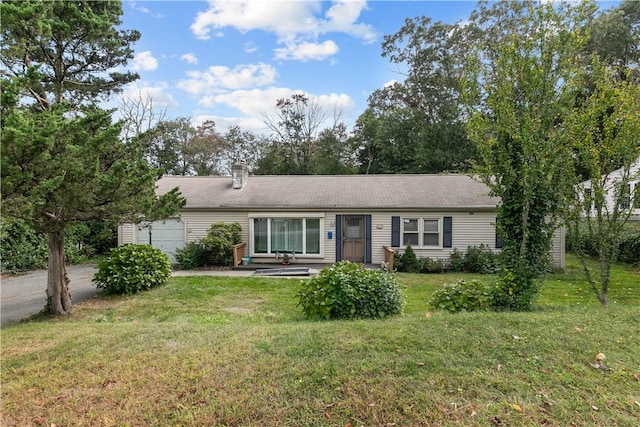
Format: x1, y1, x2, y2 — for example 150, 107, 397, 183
365, 215, 372, 263
495, 218, 504, 249
335, 215, 342, 261
391, 216, 400, 247
443, 216, 453, 248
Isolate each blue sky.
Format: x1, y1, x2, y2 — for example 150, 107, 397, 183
117, 0, 480, 134
117, 1, 617, 135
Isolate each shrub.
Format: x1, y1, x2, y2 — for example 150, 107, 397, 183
175, 241, 209, 270
490, 269, 541, 311
395, 244, 421, 273
449, 248, 464, 272
297, 261, 404, 320
567, 220, 640, 265
0, 219, 48, 272
201, 222, 242, 266
395, 245, 499, 275
463, 244, 500, 274
448, 245, 500, 274
618, 227, 640, 265
566, 220, 599, 257
84, 218, 119, 255
0, 219, 111, 273
421, 257, 446, 273
428, 279, 494, 313
93, 244, 172, 295
64, 222, 92, 264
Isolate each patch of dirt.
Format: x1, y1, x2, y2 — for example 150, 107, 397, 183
72, 295, 126, 314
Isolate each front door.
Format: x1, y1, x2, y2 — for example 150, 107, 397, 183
342, 215, 365, 262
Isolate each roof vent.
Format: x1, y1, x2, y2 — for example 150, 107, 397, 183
231, 163, 248, 189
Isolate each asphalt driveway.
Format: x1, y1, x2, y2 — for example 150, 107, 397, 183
1, 264, 100, 327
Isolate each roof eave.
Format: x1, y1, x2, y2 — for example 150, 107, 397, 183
181, 205, 498, 211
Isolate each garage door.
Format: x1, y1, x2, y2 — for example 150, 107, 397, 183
136, 218, 185, 261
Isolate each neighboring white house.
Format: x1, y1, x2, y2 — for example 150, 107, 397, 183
119, 164, 566, 269
581, 158, 640, 221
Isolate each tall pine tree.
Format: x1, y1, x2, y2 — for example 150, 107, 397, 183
1, 0, 184, 315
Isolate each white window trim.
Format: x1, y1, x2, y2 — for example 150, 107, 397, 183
401, 217, 442, 249
249, 213, 325, 258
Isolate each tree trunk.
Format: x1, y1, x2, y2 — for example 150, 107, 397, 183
47, 230, 72, 315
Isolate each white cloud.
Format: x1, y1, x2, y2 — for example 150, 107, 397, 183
204, 87, 354, 118
131, 51, 158, 72
274, 40, 339, 61
204, 87, 293, 114
193, 114, 268, 134
315, 93, 355, 113
190, 0, 376, 61
130, 2, 164, 18
244, 42, 258, 53
181, 53, 198, 65
191, 0, 319, 40
122, 82, 179, 109
177, 63, 277, 94
193, 88, 355, 134
322, 0, 376, 43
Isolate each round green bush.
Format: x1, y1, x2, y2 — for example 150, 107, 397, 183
93, 244, 172, 295
201, 222, 242, 266
428, 279, 494, 313
297, 261, 404, 320
175, 241, 208, 270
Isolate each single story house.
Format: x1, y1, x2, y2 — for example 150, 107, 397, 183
119, 164, 566, 269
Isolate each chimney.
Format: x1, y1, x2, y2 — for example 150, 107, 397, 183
231, 163, 248, 189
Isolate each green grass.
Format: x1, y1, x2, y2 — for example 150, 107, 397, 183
2, 255, 639, 426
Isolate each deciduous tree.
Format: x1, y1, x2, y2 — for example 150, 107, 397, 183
259, 93, 354, 175
354, 16, 478, 174
220, 126, 266, 174
564, 58, 640, 307
463, 1, 595, 310
142, 118, 226, 176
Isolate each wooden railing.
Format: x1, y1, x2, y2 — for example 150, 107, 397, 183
232, 243, 247, 268
383, 245, 395, 272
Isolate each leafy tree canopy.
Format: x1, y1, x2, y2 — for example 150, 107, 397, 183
0, 0, 184, 316
0, 0, 140, 110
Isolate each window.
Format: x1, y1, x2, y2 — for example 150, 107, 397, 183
401, 217, 441, 247
583, 187, 593, 211
251, 215, 322, 256
423, 219, 440, 246
402, 218, 419, 246
634, 184, 640, 209
620, 184, 631, 209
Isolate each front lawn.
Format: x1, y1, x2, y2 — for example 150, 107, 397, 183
1, 255, 638, 426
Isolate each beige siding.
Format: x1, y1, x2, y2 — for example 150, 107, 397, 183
550, 226, 566, 269
369, 212, 564, 269
179, 212, 250, 258
178, 212, 250, 243
119, 209, 565, 268
323, 214, 337, 262
119, 223, 136, 245
371, 214, 391, 265
370, 212, 499, 264
451, 212, 497, 250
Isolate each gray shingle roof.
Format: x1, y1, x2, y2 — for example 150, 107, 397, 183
157, 174, 499, 210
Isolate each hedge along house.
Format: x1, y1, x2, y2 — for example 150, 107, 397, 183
119, 164, 566, 269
